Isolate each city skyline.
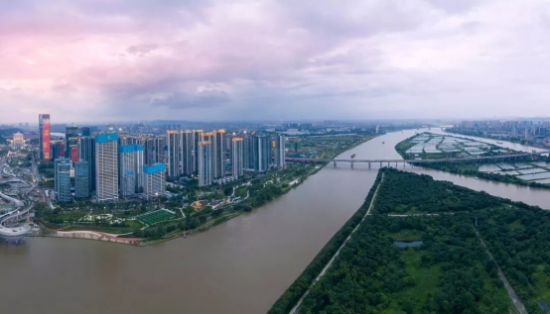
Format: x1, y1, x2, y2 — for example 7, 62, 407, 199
2, 0, 550, 123
3, 1, 550, 313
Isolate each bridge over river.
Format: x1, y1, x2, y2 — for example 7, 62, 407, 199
286, 151, 550, 168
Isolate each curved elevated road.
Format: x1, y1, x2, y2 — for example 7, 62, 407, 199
0, 202, 32, 237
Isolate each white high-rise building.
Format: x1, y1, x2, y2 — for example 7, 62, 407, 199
232, 137, 244, 178
198, 140, 213, 187
95, 133, 119, 202
143, 163, 166, 200
167, 130, 194, 178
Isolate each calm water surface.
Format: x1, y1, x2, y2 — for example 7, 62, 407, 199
2, 129, 550, 314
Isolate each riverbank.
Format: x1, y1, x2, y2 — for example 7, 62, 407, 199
137, 163, 328, 246
137, 133, 379, 246
269, 170, 384, 314
288, 172, 385, 314
271, 169, 548, 313
34, 230, 142, 245
36, 136, 375, 247
395, 130, 550, 191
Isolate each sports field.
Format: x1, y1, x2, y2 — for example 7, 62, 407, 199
137, 209, 176, 225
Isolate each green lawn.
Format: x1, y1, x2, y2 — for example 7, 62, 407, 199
59, 212, 87, 221
124, 220, 144, 229
137, 209, 176, 225
380, 249, 441, 314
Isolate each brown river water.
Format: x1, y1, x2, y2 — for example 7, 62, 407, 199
1, 128, 548, 314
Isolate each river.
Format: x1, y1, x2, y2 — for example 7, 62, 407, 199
1, 129, 549, 314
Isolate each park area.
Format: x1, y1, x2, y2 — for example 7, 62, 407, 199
270, 169, 550, 314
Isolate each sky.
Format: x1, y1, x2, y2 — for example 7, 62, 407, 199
1, 0, 550, 123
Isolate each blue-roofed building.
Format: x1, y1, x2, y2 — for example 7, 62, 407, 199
95, 132, 119, 144
95, 133, 119, 202
143, 163, 166, 200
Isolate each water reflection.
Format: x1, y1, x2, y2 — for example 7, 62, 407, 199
0, 234, 29, 246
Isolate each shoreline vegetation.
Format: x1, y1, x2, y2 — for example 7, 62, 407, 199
395, 132, 550, 191
270, 168, 550, 314
33, 134, 377, 246
268, 171, 384, 314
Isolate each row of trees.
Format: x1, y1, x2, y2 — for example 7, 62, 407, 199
374, 168, 501, 214
477, 207, 550, 313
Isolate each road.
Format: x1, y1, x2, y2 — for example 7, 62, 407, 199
289, 173, 385, 314
0, 151, 42, 237
0, 201, 33, 236
475, 228, 528, 314
30, 152, 52, 208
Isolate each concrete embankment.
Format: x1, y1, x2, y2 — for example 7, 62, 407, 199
44, 230, 142, 245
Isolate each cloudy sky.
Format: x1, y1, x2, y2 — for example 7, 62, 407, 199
1, 0, 550, 123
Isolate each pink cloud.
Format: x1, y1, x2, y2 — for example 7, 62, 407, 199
2, 0, 549, 122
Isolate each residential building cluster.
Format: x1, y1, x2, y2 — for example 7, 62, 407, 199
455, 120, 550, 147
39, 114, 287, 203
39, 116, 166, 203
165, 129, 286, 186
